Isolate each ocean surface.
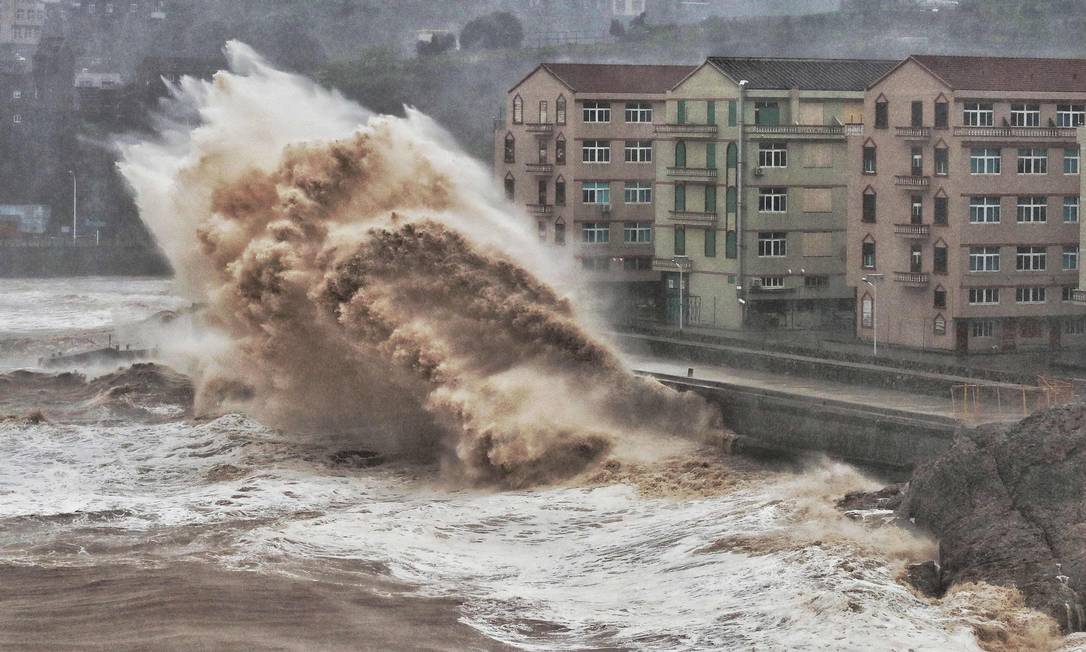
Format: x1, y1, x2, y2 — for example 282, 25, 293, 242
0, 278, 1050, 651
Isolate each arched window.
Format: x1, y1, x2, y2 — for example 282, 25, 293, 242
503, 132, 515, 163
556, 95, 566, 125
512, 94, 523, 124
934, 93, 949, 129
934, 239, 948, 275
863, 139, 877, 174
933, 285, 947, 309
874, 94, 888, 129
726, 142, 737, 169
555, 133, 566, 165
675, 140, 687, 168
504, 172, 515, 201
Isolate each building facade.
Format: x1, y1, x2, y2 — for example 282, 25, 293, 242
496, 62, 694, 320
848, 55, 1086, 352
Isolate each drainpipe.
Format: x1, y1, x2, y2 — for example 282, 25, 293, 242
737, 80, 748, 326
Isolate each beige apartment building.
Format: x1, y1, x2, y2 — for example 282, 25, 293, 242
653, 57, 894, 330
848, 55, 1086, 352
0, 0, 44, 45
496, 62, 694, 319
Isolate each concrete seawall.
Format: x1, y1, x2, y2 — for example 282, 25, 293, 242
0, 244, 170, 277
642, 371, 960, 471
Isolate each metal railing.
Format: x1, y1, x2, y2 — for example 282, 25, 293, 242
953, 126, 1079, 139
895, 126, 931, 138
894, 175, 931, 188
526, 204, 553, 215
893, 271, 929, 285
525, 162, 554, 174
654, 124, 718, 136
667, 167, 718, 179
668, 210, 717, 223
893, 223, 931, 237
524, 123, 554, 134
746, 124, 845, 136
952, 377, 1075, 422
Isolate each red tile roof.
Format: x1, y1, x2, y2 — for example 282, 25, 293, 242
910, 55, 1086, 93
537, 63, 697, 95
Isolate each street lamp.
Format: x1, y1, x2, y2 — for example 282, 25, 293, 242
672, 255, 690, 330
862, 274, 884, 356
68, 169, 77, 241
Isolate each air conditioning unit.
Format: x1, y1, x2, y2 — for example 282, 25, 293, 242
753, 167, 764, 177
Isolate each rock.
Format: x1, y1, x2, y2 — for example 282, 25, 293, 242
897, 405, 1086, 631
329, 449, 384, 468
904, 561, 943, 598
835, 483, 906, 511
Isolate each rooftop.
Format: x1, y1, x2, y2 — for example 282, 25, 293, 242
908, 54, 1086, 93
532, 63, 697, 94
707, 57, 898, 92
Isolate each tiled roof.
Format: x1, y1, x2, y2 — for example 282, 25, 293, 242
538, 63, 697, 94
910, 55, 1086, 92
707, 57, 897, 91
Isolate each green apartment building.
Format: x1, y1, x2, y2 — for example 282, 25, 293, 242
654, 57, 895, 330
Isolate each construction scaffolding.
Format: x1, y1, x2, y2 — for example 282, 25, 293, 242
951, 376, 1077, 422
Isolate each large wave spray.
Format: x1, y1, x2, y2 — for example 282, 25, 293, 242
118, 42, 724, 486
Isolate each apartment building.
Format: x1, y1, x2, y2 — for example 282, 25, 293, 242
847, 55, 1086, 352
496, 62, 695, 319
654, 57, 894, 329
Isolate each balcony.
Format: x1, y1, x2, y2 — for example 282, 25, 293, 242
654, 123, 718, 138
524, 123, 554, 134
845, 124, 865, 136
652, 257, 693, 273
1073, 289, 1086, 304
745, 124, 846, 139
894, 175, 930, 189
668, 210, 717, 224
952, 126, 1079, 140
893, 223, 931, 238
526, 204, 553, 216
895, 126, 931, 139
894, 271, 929, 287
525, 162, 553, 175
667, 166, 718, 179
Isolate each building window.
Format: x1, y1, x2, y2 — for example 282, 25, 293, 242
581, 222, 610, 244
972, 321, 995, 338
12, 114, 21, 124
970, 148, 1001, 175
934, 314, 946, 336
674, 140, 686, 168
1016, 246, 1047, 271
754, 101, 780, 126
759, 188, 787, 213
704, 184, 717, 213
911, 196, 923, 223
934, 244, 948, 274
963, 102, 993, 127
969, 246, 1001, 272
538, 140, 548, 164
676, 99, 687, 124
911, 147, 923, 176
861, 295, 874, 328
11, 90, 20, 100
555, 220, 566, 245
934, 100, 948, 129
581, 181, 610, 204
674, 225, 685, 255
556, 95, 566, 124
862, 145, 876, 174
760, 276, 785, 289
758, 232, 786, 257
911, 100, 924, 127
1015, 287, 1046, 304
1064, 286, 1078, 303
674, 183, 686, 212
623, 221, 652, 243
706, 142, 717, 169
704, 228, 716, 257
934, 196, 948, 225
582, 140, 610, 164
538, 178, 548, 205
1065, 196, 1079, 223
968, 288, 1000, 305
862, 240, 876, 269
537, 221, 546, 241
624, 140, 652, 163
512, 95, 523, 124
504, 174, 515, 201
910, 244, 923, 273
934, 287, 947, 309
624, 102, 652, 123
1057, 104, 1085, 127
1064, 245, 1079, 271
556, 135, 566, 164
1016, 196, 1048, 223
1017, 148, 1048, 175
1010, 103, 1040, 127
503, 132, 515, 163
623, 181, 652, 204
582, 101, 611, 123
725, 231, 737, 259
1065, 148, 1080, 175
1065, 318, 1086, 335
874, 99, 888, 129
538, 100, 548, 124
758, 142, 787, 168
969, 196, 1000, 223
934, 147, 948, 176
804, 275, 828, 289
862, 190, 876, 223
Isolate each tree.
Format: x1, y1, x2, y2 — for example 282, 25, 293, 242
609, 19, 626, 38
416, 32, 457, 57
460, 11, 524, 50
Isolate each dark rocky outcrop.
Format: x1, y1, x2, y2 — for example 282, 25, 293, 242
897, 404, 1086, 631
836, 483, 906, 512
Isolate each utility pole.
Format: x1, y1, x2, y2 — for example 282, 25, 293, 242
68, 170, 77, 240
673, 255, 690, 330
862, 274, 884, 356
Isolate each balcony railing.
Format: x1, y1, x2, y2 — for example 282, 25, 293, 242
667, 166, 718, 179
745, 124, 845, 137
895, 126, 931, 139
668, 210, 717, 223
1073, 289, 1086, 304
952, 126, 1079, 139
525, 162, 554, 174
654, 123, 718, 137
524, 123, 554, 134
652, 257, 693, 273
845, 124, 865, 136
894, 271, 929, 286
893, 223, 931, 238
526, 204, 553, 215
894, 175, 931, 188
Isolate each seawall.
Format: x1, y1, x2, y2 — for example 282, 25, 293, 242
0, 244, 170, 277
